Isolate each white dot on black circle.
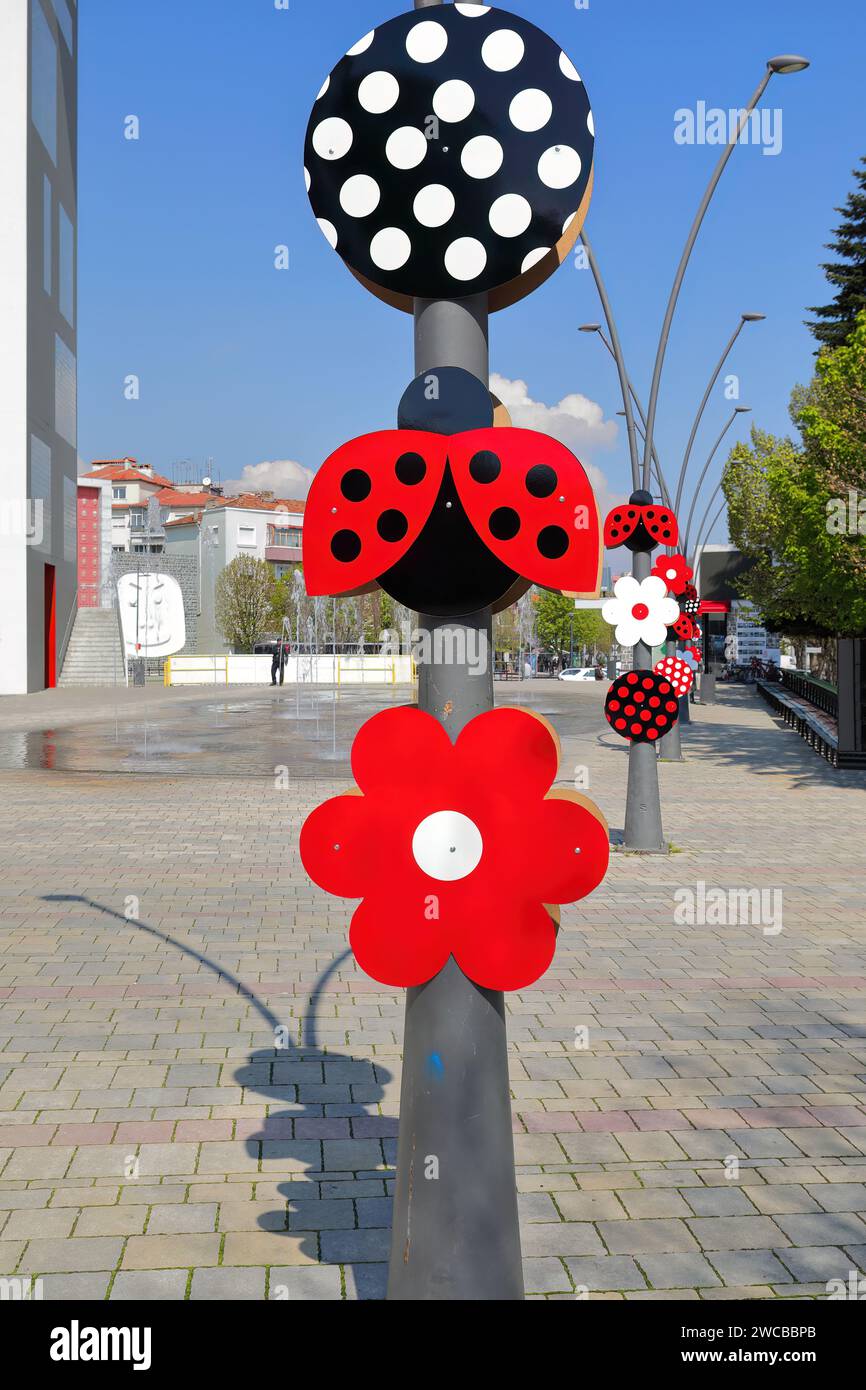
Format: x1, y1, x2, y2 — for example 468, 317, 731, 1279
370, 227, 412, 271
461, 135, 503, 180
312, 117, 353, 161
346, 31, 374, 57
433, 79, 475, 123
509, 89, 553, 133
413, 184, 455, 229
358, 71, 400, 115
386, 126, 428, 170
445, 237, 487, 282
482, 29, 524, 72
340, 175, 380, 218
406, 20, 448, 64
538, 145, 581, 189
489, 193, 532, 238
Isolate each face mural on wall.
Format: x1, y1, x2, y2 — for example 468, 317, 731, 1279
117, 573, 186, 656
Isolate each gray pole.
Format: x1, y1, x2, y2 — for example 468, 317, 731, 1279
640, 68, 775, 489
388, 0, 522, 1300
387, 301, 524, 1302
580, 232, 641, 492
622, 545, 666, 849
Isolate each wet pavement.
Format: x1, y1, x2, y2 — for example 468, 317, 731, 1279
0, 681, 600, 778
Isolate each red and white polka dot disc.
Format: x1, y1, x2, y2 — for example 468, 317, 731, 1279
653, 655, 694, 698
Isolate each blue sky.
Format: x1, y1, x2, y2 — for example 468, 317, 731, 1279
78, 0, 865, 543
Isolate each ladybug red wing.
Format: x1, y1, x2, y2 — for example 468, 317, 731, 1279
671, 614, 695, 641
303, 431, 447, 597
603, 506, 641, 549
451, 428, 602, 597
643, 507, 680, 546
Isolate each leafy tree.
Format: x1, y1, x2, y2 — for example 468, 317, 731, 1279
807, 157, 866, 349
215, 555, 276, 652
534, 591, 609, 662
722, 315, 866, 668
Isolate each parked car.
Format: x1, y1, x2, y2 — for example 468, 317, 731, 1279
558, 667, 597, 682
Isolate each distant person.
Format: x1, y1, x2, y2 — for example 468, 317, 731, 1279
271, 638, 288, 686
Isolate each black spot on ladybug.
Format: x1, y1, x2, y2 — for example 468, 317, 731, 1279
377, 510, 409, 543
395, 452, 426, 486
341, 469, 371, 503
627, 510, 636, 518
470, 451, 501, 485
489, 507, 521, 541
662, 529, 671, 539
646, 509, 655, 519
613, 512, 622, 522
331, 530, 361, 563
537, 525, 569, 559
525, 464, 557, 499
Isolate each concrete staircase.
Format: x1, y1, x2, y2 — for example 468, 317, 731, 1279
59, 607, 125, 686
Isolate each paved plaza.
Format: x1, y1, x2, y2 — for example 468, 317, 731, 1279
1, 681, 865, 1300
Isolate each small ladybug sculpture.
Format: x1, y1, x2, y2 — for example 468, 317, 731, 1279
603, 490, 680, 553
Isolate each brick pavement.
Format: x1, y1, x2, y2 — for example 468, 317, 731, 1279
0, 683, 865, 1300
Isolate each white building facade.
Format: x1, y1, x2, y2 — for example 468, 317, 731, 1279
0, 0, 78, 693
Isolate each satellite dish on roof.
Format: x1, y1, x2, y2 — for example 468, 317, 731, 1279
202, 476, 212, 488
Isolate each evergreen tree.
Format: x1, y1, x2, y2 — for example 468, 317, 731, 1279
807, 157, 866, 350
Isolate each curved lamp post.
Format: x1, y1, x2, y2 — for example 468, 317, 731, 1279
640, 55, 808, 490
579, 235, 641, 492
682, 407, 751, 558
674, 316, 764, 516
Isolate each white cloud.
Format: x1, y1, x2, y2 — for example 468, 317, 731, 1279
224, 459, 314, 499
490, 373, 625, 522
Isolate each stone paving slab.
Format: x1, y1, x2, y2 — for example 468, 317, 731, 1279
0, 683, 864, 1298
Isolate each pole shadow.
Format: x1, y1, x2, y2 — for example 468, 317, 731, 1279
42, 894, 395, 1300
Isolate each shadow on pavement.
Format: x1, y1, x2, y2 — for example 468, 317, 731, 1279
42, 894, 394, 1300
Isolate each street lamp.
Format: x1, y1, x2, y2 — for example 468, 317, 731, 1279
767, 54, 810, 73
581, 318, 673, 505
674, 314, 764, 516
640, 57, 808, 490
682, 406, 751, 557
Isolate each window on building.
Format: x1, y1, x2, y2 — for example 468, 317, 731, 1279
129, 509, 146, 531
30, 435, 52, 554
272, 526, 303, 547
63, 476, 76, 563
43, 177, 52, 295
53, 0, 74, 51
31, 2, 58, 163
59, 204, 74, 327
237, 524, 256, 547
54, 335, 76, 447
113, 486, 127, 500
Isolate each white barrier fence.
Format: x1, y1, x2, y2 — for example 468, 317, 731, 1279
164, 654, 415, 687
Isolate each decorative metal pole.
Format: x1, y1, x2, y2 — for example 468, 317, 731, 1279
386, 291, 524, 1300
299, 0, 605, 1302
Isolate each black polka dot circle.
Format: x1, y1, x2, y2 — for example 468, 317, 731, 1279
304, 4, 594, 310
604, 671, 681, 744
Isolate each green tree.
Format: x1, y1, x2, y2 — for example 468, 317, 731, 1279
807, 157, 866, 350
215, 555, 275, 652
722, 315, 866, 668
534, 591, 609, 662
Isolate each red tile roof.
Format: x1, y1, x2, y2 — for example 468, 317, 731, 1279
155, 488, 217, 508
84, 464, 173, 487
221, 494, 306, 512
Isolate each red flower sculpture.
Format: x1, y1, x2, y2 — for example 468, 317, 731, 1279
300, 705, 609, 991
650, 552, 693, 596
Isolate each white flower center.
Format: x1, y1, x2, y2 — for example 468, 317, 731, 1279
411, 810, 483, 882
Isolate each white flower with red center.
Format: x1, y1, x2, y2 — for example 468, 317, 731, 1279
601, 575, 680, 648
